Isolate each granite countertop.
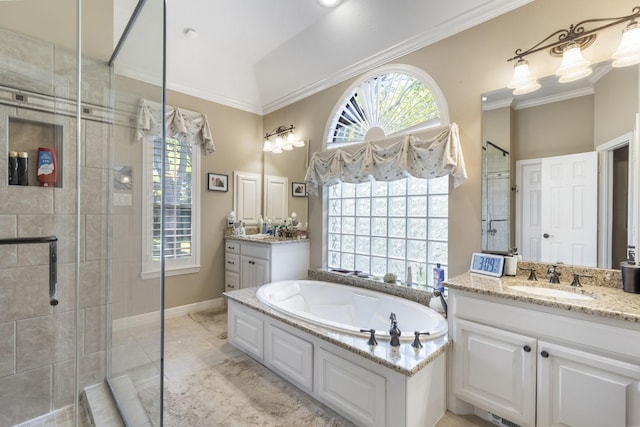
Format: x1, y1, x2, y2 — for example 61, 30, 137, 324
224, 287, 451, 377
225, 235, 310, 245
444, 272, 640, 323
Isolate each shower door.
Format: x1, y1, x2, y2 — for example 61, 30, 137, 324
108, 0, 166, 425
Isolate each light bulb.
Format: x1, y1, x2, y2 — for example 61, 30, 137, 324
507, 59, 540, 95
555, 43, 591, 83
613, 22, 640, 67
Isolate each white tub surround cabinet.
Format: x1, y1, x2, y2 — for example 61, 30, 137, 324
225, 290, 450, 427
446, 273, 640, 427
224, 237, 309, 291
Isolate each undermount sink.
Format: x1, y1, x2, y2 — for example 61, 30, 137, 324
244, 234, 271, 239
507, 285, 595, 301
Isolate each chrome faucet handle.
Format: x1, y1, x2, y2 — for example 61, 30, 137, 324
570, 273, 593, 287
411, 331, 431, 349
359, 328, 378, 346
520, 267, 537, 281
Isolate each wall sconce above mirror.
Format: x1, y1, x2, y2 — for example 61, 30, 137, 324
262, 124, 305, 154
507, 6, 640, 95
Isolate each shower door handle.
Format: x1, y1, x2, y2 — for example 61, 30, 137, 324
0, 236, 58, 306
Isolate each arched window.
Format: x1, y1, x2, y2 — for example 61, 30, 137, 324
324, 65, 449, 284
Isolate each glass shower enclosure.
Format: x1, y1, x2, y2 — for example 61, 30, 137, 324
0, 1, 165, 425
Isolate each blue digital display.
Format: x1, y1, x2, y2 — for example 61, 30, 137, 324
470, 253, 504, 277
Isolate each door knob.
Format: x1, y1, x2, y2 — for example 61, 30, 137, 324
541, 350, 549, 358
523, 345, 531, 352
543, 233, 552, 239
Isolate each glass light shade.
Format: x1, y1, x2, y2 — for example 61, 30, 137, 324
287, 132, 296, 144
282, 142, 294, 151
612, 22, 640, 67
318, 0, 340, 7
293, 139, 306, 148
507, 59, 541, 95
262, 139, 273, 152
271, 146, 283, 154
555, 43, 592, 83
274, 136, 283, 149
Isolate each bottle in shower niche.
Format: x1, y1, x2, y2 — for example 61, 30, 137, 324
17, 151, 29, 186
8, 151, 18, 185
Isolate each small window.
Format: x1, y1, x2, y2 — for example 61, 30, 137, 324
142, 136, 200, 278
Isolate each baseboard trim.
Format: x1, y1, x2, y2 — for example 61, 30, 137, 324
113, 298, 225, 331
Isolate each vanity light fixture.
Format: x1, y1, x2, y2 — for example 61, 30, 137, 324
262, 125, 305, 154
507, 6, 640, 94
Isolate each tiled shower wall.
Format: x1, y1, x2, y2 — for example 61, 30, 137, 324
0, 28, 112, 426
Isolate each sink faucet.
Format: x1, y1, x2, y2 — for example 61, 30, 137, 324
547, 265, 561, 283
389, 312, 401, 347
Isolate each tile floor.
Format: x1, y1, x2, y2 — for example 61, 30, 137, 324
15, 307, 494, 427
157, 308, 494, 427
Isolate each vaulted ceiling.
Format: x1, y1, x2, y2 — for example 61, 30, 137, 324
114, 0, 531, 115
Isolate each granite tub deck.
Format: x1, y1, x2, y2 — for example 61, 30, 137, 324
444, 269, 640, 324
223, 287, 450, 376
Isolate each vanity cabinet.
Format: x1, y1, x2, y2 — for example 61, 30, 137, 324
449, 291, 640, 427
453, 319, 536, 425
224, 238, 309, 291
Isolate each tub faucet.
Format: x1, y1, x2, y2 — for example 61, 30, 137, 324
547, 265, 561, 283
389, 313, 401, 347
433, 290, 447, 318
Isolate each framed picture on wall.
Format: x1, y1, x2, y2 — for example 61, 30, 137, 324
208, 173, 228, 192
292, 182, 307, 197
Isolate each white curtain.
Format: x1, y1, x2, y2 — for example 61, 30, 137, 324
305, 123, 466, 195
136, 99, 215, 155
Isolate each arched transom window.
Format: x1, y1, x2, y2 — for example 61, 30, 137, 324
324, 65, 449, 284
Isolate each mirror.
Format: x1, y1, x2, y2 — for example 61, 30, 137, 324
263, 144, 309, 227
482, 62, 639, 269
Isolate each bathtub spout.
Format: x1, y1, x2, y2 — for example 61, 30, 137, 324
433, 290, 447, 318
389, 313, 401, 347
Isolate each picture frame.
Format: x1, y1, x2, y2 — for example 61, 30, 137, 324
208, 173, 228, 192
292, 182, 307, 197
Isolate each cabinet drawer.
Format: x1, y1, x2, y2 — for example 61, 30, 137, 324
226, 271, 239, 291
225, 240, 240, 254
241, 243, 270, 260
225, 253, 240, 273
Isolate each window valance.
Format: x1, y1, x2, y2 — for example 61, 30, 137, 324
136, 99, 215, 155
304, 123, 466, 195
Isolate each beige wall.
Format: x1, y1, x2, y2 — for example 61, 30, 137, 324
3, 0, 638, 307
164, 90, 263, 308
514, 95, 595, 161
265, 0, 640, 276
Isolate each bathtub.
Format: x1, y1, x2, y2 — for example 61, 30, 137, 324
256, 279, 447, 341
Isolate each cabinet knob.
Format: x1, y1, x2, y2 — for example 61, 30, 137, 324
227, 284, 235, 289
228, 261, 235, 265
540, 350, 549, 358
523, 345, 531, 352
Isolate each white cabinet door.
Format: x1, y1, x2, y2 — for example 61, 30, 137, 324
537, 341, 640, 427
452, 319, 536, 427
240, 256, 270, 288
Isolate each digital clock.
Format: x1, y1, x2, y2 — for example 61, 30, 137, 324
469, 252, 504, 277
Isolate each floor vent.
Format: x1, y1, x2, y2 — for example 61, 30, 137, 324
488, 412, 521, 427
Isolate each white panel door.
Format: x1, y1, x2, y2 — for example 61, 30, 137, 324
452, 319, 536, 427
517, 152, 597, 266
264, 175, 288, 220
541, 151, 597, 266
234, 171, 261, 225
537, 341, 640, 427
517, 160, 542, 262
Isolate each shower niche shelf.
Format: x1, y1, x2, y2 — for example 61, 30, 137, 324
8, 117, 63, 188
